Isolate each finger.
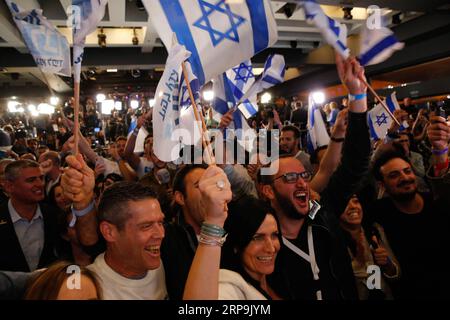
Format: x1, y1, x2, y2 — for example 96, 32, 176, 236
65, 155, 83, 170
371, 235, 380, 247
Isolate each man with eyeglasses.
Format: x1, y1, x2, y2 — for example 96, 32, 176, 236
261, 54, 372, 300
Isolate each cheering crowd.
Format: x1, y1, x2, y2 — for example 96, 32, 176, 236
1, 55, 450, 300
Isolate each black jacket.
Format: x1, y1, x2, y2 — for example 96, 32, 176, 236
270, 111, 371, 300
0, 201, 62, 272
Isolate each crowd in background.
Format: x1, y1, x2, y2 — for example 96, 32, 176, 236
1, 57, 450, 301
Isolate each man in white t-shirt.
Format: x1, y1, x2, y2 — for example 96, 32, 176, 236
87, 181, 168, 300
61, 155, 168, 300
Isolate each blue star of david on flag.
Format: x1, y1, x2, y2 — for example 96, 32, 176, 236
232, 63, 254, 84
375, 113, 388, 126
193, 0, 246, 47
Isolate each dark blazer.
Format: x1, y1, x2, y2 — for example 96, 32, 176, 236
0, 201, 62, 272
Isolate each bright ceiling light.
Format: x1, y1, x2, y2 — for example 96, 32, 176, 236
7, 101, 20, 112
130, 100, 139, 109
114, 101, 122, 111
50, 96, 59, 105
38, 103, 55, 115
107, 68, 118, 73
96, 93, 106, 102
261, 92, 272, 104
312, 91, 325, 104
102, 100, 114, 115
203, 90, 214, 101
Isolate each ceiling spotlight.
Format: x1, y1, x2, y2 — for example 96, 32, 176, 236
312, 91, 325, 104
281, 3, 298, 19
98, 28, 107, 48
132, 28, 139, 46
392, 13, 402, 25
261, 92, 272, 104
343, 7, 353, 20
131, 69, 141, 78
203, 90, 214, 102
135, 0, 145, 11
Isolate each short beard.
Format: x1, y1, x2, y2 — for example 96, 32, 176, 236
273, 187, 305, 220
391, 190, 417, 202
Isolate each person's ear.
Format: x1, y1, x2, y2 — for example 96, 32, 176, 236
3, 180, 13, 194
99, 221, 118, 242
174, 191, 185, 206
262, 184, 275, 200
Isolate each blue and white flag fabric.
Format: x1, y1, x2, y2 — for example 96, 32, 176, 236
5, 0, 71, 76
153, 43, 202, 162
143, 0, 278, 86
358, 23, 404, 66
219, 59, 258, 119
179, 61, 201, 110
367, 92, 407, 140
307, 93, 330, 153
301, 0, 350, 59
212, 67, 256, 151
237, 54, 285, 118
72, 0, 108, 82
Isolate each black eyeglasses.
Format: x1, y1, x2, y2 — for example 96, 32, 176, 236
273, 171, 312, 184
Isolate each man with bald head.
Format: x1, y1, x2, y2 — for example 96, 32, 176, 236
262, 54, 372, 300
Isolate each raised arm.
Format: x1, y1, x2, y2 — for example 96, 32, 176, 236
183, 166, 232, 300
123, 113, 150, 170
310, 108, 348, 192
321, 53, 371, 217
61, 154, 99, 246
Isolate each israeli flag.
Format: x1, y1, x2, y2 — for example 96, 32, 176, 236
238, 54, 286, 118
143, 0, 278, 86
302, 0, 350, 59
212, 66, 256, 151
358, 23, 404, 66
307, 93, 330, 153
72, 0, 108, 82
5, 0, 71, 76
153, 43, 202, 162
367, 92, 407, 140
179, 61, 201, 110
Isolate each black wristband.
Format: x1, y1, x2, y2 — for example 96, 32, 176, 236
330, 136, 345, 143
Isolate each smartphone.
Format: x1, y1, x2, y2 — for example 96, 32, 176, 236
94, 127, 100, 133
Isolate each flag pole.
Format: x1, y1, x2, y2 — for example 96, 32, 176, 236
360, 76, 401, 126
181, 61, 215, 165
73, 81, 80, 155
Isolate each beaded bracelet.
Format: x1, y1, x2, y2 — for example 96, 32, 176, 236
198, 233, 228, 247
201, 222, 226, 237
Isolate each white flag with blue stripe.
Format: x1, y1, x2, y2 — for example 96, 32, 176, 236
143, 0, 278, 86
307, 93, 330, 152
302, 0, 350, 59
153, 43, 202, 162
212, 67, 256, 151
237, 54, 285, 118
5, 0, 71, 77
72, 0, 108, 82
358, 23, 404, 66
367, 92, 407, 140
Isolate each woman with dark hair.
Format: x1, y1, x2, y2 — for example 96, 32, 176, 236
183, 166, 283, 300
24, 260, 102, 300
219, 196, 283, 299
48, 183, 93, 266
